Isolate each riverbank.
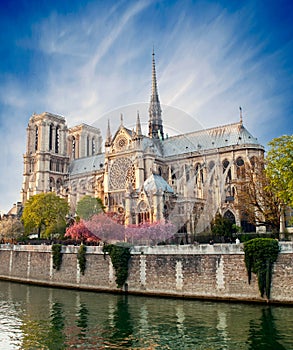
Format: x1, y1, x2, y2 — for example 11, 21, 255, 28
0, 243, 293, 304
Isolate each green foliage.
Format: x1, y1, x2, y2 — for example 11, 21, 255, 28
103, 244, 131, 288
76, 196, 104, 220
22, 193, 69, 238
211, 213, 234, 238
266, 135, 293, 208
52, 244, 63, 270
78, 244, 87, 275
244, 238, 280, 299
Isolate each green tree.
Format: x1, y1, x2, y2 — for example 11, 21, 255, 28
211, 213, 234, 239
22, 193, 69, 238
76, 196, 104, 220
266, 135, 293, 208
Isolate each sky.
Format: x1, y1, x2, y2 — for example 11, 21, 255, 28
0, 0, 292, 213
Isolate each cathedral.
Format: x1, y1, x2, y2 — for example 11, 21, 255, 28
21, 53, 265, 235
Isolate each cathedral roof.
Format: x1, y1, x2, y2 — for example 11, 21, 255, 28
144, 174, 174, 194
69, 154, 105, 175
161, 122, 262, 157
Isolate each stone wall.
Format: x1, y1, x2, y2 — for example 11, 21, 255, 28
0, 243, 293, 304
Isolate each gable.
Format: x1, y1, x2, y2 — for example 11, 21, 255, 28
112, 127, 133, 152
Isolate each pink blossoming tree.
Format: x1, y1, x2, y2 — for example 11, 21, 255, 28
65, 221, 100, 243
84, 213, 125, 243
125, 219, 175, 245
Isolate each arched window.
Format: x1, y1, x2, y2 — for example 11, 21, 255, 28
208, 161, 215, 171
223, 210, 236, 225
49, 124, 53, 151
185, 165, 190, 181
222, 159, 229, 173
236, 157, 245, 178
250, 156, 258, 170
171, 167, 177, 184
72, 136, 76, 159
87, 135, 90, 156
92, 137, 95, 155
55, 126, 60, 153
195, 163, 201, 184
49, 177, 55, 192
200, 168, 204, 183
35, 126, 39, 151
137, 201, 150, 224
56, 178, 62, 192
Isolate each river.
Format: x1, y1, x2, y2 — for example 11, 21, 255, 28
0, 280, 292, 349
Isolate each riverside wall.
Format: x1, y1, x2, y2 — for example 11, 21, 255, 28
0, 243, 293, 304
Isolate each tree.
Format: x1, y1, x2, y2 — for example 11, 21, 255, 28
266, 135, 293, 208
22, 193, 69, 238
237, 160, 281, 232
84, 213, 125, 243
125, 220, 175, 245
65, 221, 100, 243
76, 196, 104, 220
0, 216, 24, 243
211, 213, 234, 239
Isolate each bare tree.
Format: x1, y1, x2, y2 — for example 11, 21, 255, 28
0, 217, 24, 243
236, 160, 281, 233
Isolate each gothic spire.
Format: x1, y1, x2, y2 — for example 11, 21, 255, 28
136, 111, 142, 138
148, 49, 164, 140
105, 119, 112, 147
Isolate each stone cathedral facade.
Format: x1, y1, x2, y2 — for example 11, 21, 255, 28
21, 53, 265, 235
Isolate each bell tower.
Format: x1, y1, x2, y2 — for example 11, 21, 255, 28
21, 112, 69, 203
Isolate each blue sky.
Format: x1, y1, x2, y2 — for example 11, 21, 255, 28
0, 0, 292, 213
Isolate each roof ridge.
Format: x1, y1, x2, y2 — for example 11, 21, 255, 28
164, 121, 243, 141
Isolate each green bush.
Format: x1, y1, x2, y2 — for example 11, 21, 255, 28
103, 244, 131, 288
52, 244, 63, 270
244, 238, 280, 299
78, 244, 87, 275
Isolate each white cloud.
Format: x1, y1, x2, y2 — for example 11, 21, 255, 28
0, 0, 292, 212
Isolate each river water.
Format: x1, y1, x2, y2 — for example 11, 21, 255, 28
0, 281, 292, 349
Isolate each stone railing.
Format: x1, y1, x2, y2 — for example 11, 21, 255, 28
1, 242, 292, 255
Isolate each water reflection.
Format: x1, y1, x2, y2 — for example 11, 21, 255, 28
106, 297, 134, 347
76, 303, 89, 337
0, 281, 292, 349
248, 307, 287, 350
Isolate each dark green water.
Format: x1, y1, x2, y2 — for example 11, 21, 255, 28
0, 281, 292, 349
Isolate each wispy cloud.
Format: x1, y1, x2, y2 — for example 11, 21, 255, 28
0, 0, 292, 212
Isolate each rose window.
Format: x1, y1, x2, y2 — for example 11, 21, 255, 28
109, 157, 136, 190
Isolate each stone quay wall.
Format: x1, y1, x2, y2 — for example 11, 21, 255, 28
0, 243, 293, 304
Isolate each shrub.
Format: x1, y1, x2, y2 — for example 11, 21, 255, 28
78, 244, 87, 275
103, 244, 131, 288
52, 244, 63, 270
244, 238, 280, 299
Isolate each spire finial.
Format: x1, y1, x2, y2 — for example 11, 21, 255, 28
120, 113, 124, 126
239, 106, 243, 125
